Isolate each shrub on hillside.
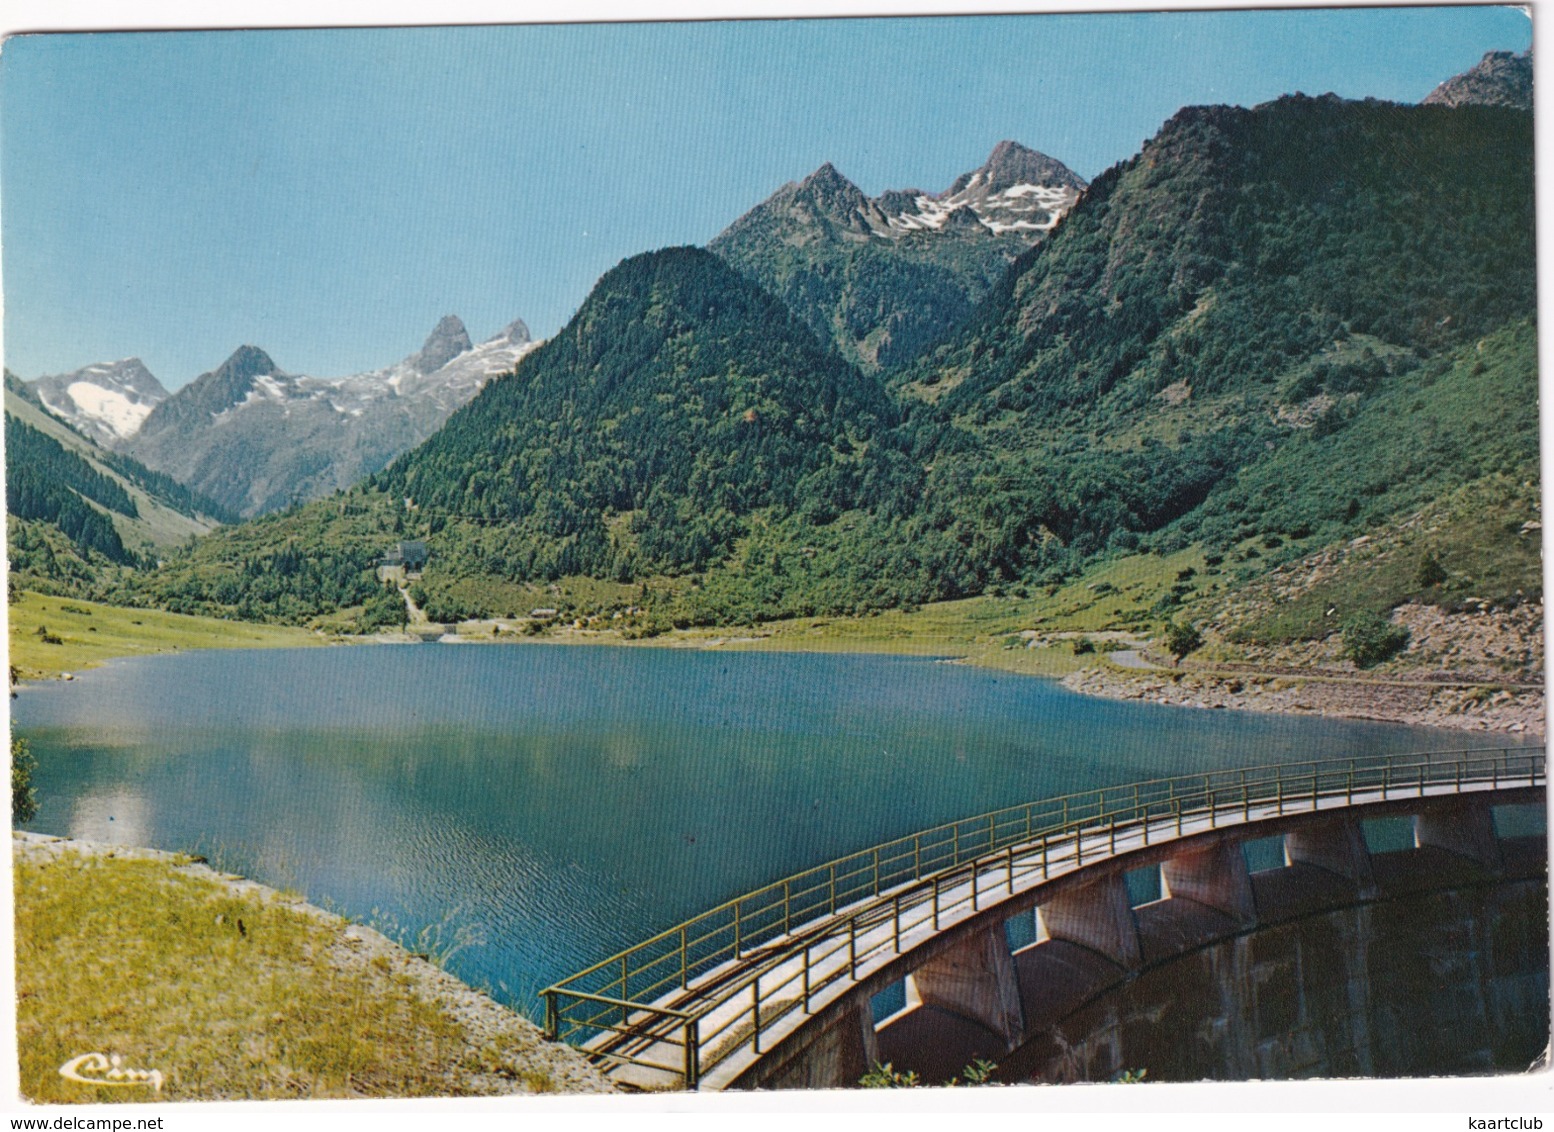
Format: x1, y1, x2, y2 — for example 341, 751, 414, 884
12, 737, 37, 824
1416, 553, 1449, 587
357, 586, 409, 631
1165, 620, 1204, 662
1340, 611, 1410, 668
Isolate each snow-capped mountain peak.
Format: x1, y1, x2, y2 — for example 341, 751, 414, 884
28, 312, 538, 459
29, 357, 169, 445
197, 346, 294, 419
369, 315, 537, 401
718, 140, 1086, 249
408, 315, 475, 375
1422, 49, 1532, 111
882, 141, 1087, 237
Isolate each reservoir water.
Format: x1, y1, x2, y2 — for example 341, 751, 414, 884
12, 643, 1471, 1015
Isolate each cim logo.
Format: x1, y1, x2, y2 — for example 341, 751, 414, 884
58, 1052, 165, 1092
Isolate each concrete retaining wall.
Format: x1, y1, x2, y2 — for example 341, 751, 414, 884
1002, 867, 1547, 1083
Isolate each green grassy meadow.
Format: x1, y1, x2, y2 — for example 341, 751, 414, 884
9, 591, 324, 680
508, 549, 1220, 677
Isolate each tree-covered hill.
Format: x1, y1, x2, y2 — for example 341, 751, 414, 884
125, 248, 911, 624
373, 246, 893, 581
910, 96, 1533, 426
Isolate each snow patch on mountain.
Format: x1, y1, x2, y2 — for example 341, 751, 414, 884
61, 381, 157, 437
44, 317, 537, 442
250, 374, 291, 404
884, 183, 1076, 234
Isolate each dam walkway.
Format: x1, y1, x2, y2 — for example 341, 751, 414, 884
541, 745, 1545, 1089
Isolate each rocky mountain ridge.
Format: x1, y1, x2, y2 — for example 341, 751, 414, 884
1422, 48, 1532, 110
709, 140, 1085, 372
877, 139, 1087, 236
131, 89, 1536, 638
718, 140, 1086, 247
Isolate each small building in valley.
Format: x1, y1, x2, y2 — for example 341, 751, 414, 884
378, 540, 430, 582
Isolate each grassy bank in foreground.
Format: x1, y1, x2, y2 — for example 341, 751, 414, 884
13, 836, 614, 1101
9, 591, 325, 680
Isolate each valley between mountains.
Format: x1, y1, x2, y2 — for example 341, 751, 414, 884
8, 52, 1542, 737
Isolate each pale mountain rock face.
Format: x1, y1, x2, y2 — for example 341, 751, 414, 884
28, 358, 169, 446
1422, 49, 1532, 111
120, 316, 537, 517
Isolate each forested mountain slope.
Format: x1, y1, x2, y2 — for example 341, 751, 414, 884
1423, 48, 1532, 110
374, 247, 892, 580
126, 248, 904, 624
911, 96, 1532, 422
887, 95, 1536, 570
4, 374, 229, 595
121, 92, 1538, 638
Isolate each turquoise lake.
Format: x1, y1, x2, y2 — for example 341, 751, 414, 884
12, 643, 1471, 1015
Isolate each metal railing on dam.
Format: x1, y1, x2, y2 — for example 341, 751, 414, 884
541, 745, 1545, 1089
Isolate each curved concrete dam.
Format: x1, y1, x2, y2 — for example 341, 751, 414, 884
875, 808, 1547, 1085
543, 747, 1547, 1089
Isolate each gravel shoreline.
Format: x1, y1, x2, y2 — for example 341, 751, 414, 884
12, 831, 618, 1097
1061, 664, 1545, 738
1058, 598, 1545, 740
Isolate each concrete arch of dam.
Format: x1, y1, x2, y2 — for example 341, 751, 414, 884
542, 748, 1547, 1090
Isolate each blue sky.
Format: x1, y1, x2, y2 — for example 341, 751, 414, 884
0, 6, 1532, 389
